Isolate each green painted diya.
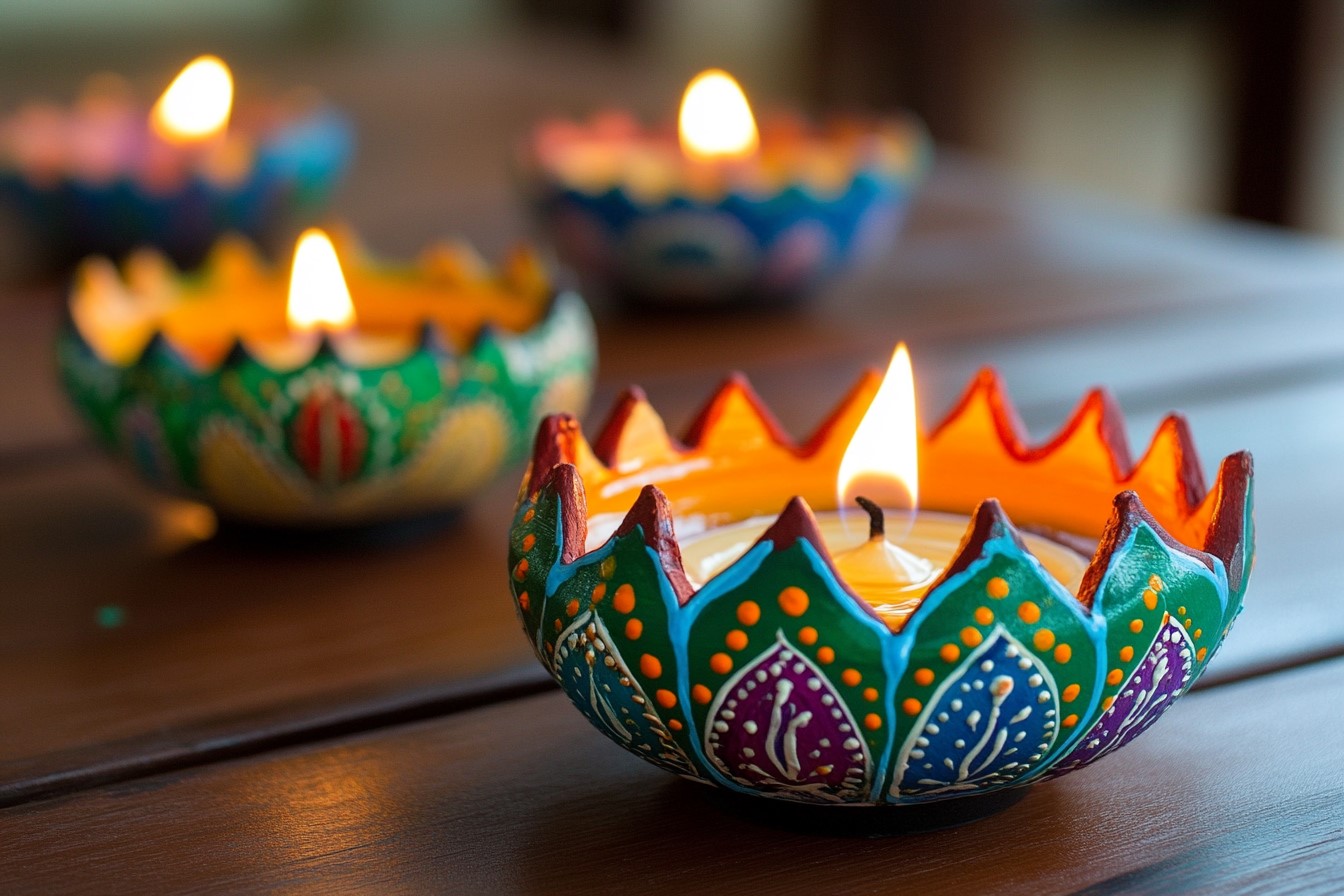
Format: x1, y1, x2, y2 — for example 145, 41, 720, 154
60, 232, 595, 527
507, 366, 1253, 821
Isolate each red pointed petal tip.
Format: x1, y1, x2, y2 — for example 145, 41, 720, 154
1076, 490, 1218, 611
591, 385, 650, 465
1137, 413, 1209, 510
1080, 388, 1133, 473
681, 372, 796, 450
532, 462, 590, 565
750, 496, 887, 625
527, 412, 586, 493
930, 367, 1030, 450
1204, 451, 1254, 594
614, 484, 695, 604
926, 498, 1029, 595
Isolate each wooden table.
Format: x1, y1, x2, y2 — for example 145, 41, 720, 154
2, 37, 1343, 895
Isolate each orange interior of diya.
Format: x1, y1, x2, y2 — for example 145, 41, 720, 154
70, 235, 554, 369
552, 369, 1220, 550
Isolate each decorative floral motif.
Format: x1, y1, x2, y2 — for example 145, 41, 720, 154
705, 633, 870, 802
894, 628, 1056, 799
1051, 615, 1194, 776
289, 385, 368, 485
554, 610, 695, 777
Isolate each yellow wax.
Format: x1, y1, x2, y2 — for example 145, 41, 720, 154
831, 534, 937, 623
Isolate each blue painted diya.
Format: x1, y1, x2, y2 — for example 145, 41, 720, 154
521, 112, 928, 308
507, 370, 1253, 820
0, 68, 351, 270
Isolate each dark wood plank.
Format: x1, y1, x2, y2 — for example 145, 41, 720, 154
2, 657, 1340, 895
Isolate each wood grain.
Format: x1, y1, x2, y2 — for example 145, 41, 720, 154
2, 657, 1340, 895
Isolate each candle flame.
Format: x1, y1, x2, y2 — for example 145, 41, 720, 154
287, 229, 355, 332
678, 69, 759, 162
838, 343, 919, 520
151, 55, 233, 142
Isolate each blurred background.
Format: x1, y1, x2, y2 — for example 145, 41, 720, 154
2, 0, 1341, 247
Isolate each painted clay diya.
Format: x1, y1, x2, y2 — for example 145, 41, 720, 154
522, 72, 927, 308
507, 369, 1253, 826
59, 234, 596, 528
0, 58, 351, 269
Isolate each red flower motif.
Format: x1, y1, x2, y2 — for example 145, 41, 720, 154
289, 385, 367, 485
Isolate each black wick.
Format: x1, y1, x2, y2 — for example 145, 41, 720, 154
854, 496, 884, 540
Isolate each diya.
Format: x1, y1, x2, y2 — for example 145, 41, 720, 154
507, 345, 1253, 827
521, 69, 927, 309
59, 228, 596, 528
0, 55, 351, 269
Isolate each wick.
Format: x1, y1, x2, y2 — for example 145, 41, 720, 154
854, 496, 884, 540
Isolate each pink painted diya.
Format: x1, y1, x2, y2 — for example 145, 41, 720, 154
0, 56, 351, 270
522, 70, 927, 309
59, 229, 595, 528
507, 347, 1253, 827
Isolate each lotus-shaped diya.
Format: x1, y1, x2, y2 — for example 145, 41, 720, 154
0, 56, 351, 269
522, 70, 927, 309
60, 229, 595, 527
507, 346, 1253, 823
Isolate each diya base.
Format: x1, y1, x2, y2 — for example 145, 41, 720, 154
695, 784, 1028, 836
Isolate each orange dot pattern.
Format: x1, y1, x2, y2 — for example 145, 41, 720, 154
641, 654, 663, 679
778, 587, 809, 617
613, 584, 636, 614
725, 630, 748, 651
736, 601, 761, 626
841, 669, 861, 687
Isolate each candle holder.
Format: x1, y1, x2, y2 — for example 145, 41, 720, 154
59, 236, 596, 528
507, 369, 1253, 827
521, 111, 927, 309
0, 65, 352, 270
